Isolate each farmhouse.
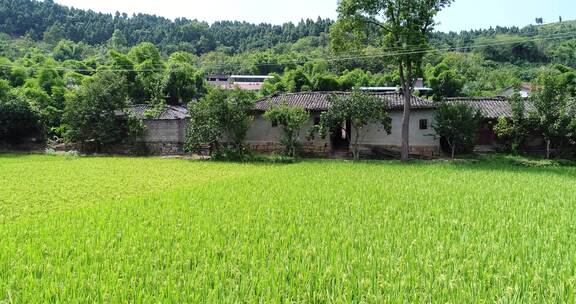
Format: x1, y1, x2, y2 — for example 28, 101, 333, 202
447, 97, 541, 152
247, 92, 440, 158
128, 104, 190, 154
128, 93, 545, 158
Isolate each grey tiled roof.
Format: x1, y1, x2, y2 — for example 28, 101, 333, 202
254, 92, 437, 112
446, 97, 535, 119
127, 104, 190, 120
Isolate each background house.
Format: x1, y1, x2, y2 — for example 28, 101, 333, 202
205, 75, 273, 91
501, 83, 533, 98
359, 78, 433, 97
250, 92, 440, 158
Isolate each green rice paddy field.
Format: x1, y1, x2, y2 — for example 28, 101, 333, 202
1, 154, 576, 302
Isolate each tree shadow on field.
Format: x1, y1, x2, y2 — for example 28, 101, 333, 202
443, 155, 576, 180
0, 151, 39, 158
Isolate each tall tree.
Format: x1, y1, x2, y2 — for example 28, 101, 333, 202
425, 61, 464, 101
162, 60, 206, 105
333, 0, 453, 161
493, 92, 528, 153
108, 29, 128, 50
43, 23, 65, 45
530, 69, 574, 159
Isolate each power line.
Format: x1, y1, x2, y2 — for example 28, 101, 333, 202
0, 31, 575, 73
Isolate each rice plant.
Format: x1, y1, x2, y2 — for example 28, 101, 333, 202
0, 155, 575, 302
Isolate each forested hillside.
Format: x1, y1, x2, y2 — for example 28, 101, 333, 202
1, 0, 575, 81
0, 0, 333, 54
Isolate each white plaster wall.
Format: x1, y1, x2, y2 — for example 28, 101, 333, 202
245, 112, 329, 146
244, 110, 438, 149
356, 110, 439, 147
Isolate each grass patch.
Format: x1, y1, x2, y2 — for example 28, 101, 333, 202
1, 155, 576, 302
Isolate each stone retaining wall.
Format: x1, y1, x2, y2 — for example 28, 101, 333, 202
358, 144, 441, 159
142, 142, 185, 155
247, 142, 332, 157
247, 142, 440, 159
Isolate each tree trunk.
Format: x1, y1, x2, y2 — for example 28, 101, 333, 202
401, 89, 411, 162
451, 145, 455, 160
352, 127, 360, 161
399, 62, 412, 162
546, 139, 551, 159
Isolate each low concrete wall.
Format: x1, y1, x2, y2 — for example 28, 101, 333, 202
142, 119, 188, 143
0, 142, 46, 152
131, 119, 188, 155
142, 142, 185, 155
58, 110, 439, 158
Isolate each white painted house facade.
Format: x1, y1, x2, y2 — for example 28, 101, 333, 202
248, 92, 440, 158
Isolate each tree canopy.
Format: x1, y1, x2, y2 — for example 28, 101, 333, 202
333, 0, 453, 161
432, 102, 481, 159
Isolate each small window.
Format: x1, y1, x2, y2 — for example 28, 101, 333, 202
271, 120, 278, 128
314, 117, 321, 126
419, 119, 428, 130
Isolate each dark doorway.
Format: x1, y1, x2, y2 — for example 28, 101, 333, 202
477, 123, 497, 145
331, 121, 351, 151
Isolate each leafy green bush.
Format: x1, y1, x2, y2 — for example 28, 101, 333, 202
264, 103, 309, 157
63, 72, 145, 152
211, 146, 253, 162
185, 88, 255, 158
433, 102, 482, 159
0, 80, 42, 143
493, 92, 528, 154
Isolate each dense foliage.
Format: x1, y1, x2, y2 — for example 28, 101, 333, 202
493, 92, 529, 153
433, 102, 481, 158
63, 71, 144, 151
529, 67, 576, 158
184, 89, 256, 159
0, 0, 332, 55
0, 80, 41, 143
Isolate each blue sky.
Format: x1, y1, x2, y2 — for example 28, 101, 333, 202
435, 0, 575, 32
54, 0, 576, 32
